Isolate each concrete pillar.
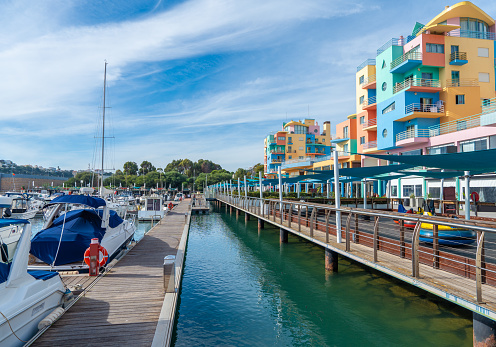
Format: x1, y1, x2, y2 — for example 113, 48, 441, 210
325, 248, 338, 272
280, 228, 288, 243
236, 209, 239, 219
230, 206, 233, 214
473, 312, 496, 346
258, 218, 264, 230
245, 213, 250, 222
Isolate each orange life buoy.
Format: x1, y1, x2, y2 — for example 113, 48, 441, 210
84, 245, 109, 267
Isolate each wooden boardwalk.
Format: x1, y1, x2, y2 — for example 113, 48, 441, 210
32, 200, 191, 347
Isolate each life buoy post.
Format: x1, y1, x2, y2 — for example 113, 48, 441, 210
89, 238, 99, 276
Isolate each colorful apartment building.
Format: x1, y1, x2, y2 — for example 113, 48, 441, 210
264, 119, 332, 178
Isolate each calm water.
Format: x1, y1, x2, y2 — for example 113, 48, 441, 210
173, 208, 472, 346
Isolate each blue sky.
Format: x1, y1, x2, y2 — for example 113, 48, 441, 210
1, 0, 495, 172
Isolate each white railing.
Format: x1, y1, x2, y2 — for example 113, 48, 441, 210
393, 78, 441, 94
396, 128, 430, 142
362, 118, 377, 129
361, 96, 377, 108
360, 74, 376, 86
390, 52, 422, 70
405, 103, 445, 114
362, 140, 377, 150
446, 78, 478, 87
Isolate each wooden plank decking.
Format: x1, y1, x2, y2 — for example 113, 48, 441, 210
32, 200, 191, 347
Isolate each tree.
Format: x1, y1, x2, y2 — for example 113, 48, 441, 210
251, 163, 264, 177
233, 168, 248, 180
139, 161, 156, 175
123, 161, 138, 176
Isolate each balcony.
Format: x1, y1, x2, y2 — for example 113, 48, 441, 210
447, 29, 496, 41
331, 137, 349, 143
429, 96, 496, 136
362, 118, 377, 130
449, 52, 468, 66
397, 103, 445, 122
395, 128, 430, 147
390, 52, 422, 74
361, 96, 377, 110
362, 140, 378, 152
445, 78, 478, 87
361, 74, 376, 89
377, 38, 402, 56
393, 78, 441, 94
269, 149, 285, 154
356, 58, 375, 72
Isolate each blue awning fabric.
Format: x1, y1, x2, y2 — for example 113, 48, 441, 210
48, 195, 106, 208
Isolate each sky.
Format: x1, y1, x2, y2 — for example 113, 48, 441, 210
1, 0, 495, 172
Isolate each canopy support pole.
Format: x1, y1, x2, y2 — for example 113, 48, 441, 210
278, 167, 282, 203
259, 172, 263, 200
333, 150, 341, 243
465, 171, 470, 220
326, 180, 330, 199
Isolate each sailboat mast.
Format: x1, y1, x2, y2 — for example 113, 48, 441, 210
101, 62, 107, 194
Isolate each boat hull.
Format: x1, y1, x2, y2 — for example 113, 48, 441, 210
419, 228, 476, 246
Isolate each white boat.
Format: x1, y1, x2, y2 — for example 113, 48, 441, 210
2, 193, 39, 219
0, 201, 68, 346
138, 195, 165, 221
29, 194, 136, 272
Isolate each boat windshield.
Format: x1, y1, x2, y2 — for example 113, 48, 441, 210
0, 236, 19, 284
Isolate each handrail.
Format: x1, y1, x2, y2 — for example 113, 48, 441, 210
393, 78, 441, 94
446, 78, 478, 87
396, 128, 430, 142
390, 51, 422, 70
362, 118, 377, 129
447, 29, 496, 41
360, 74, 376, 86
362, 140, 377, 149
356, 58, 376, 72
449, 51, 467, 62
405, 103, 445, 114
377, 38, 401, 56
361, 96, 377, 108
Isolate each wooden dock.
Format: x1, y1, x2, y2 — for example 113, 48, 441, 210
31, 199, 191, 347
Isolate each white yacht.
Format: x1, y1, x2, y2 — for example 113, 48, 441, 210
2, 193, 39, 219
138, 194, 165, 221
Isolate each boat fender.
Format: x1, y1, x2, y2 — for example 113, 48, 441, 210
83, 245, 109, 267
38, 307, 65, 330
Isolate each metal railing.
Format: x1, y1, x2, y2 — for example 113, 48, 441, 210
405, 103, 445, 114
362, 140, 377, 150
450, 51, 467, 62
214, 193, 496, 305
390, 52, 422, 70
393, 78, 441, 94
362, 118, 377, 129
360, 74, 376, 86
377, 38, 402, 56
396, 128, 430, 142
357, 58, 376, 72
447, 29, 496, 41
429, 96, 496, 137
361, 96, 377, 108
446, 78, 478, 87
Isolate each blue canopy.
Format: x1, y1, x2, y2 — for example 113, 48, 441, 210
48, 195, 106, 208
30, 209, 106, 266
0, 263, 10, 284
0, 218, 29, 227
96, 209, 124, 228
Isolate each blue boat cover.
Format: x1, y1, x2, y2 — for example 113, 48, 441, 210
0, 262, 10, 284
30, 209, 106, 266
0, 218, 29, 227
28, 270, 59, 281
48, 195, 106, 208
96, 209, 124, 228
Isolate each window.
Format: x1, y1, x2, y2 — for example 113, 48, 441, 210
299, 156, 304, 159
479, 73, 490, 83
288, 146, 292, 152
483, 99, 491, 107
382, 82, 387, 91
460, 138, 488, 152
382, 102, 395, 114
288, 156, 292, 159
415, 185, 422, 197
478, 47, 489, 57
427, 144, 456, 155
391, 185, 398, 197
288, 136, 292, 143
402, 149, 422, 155
322, 138, 325, 142
456, 95, 465, 104
359, 116, 365, 124
460, 17, 489, 37
343, 144, 349, 153
299, 146, 303, 150
299, 137, 304, 141
457, 120, 467, 131
343, 126, 349, 138
382, 129, 387, 138
314, 129, 318, 133
294, 125, 307, 134
360, 136, 365, 144
426, 43, 444, 53
403, 185, 414, 197
359, 95, 364, 104
307, 147, 311, 152
278, 136, 285, 141
359, 75, 364, 84
382, 60, 386, 69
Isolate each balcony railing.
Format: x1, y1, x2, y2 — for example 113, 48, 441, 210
393, 78, 441, 94
449, 51, 467, 62
390, 52, 422, 70
396, 129, 430, 142
362, 140, 377, 150
405, 103, 445, 114
360, 74, 376, 86
445, 78, 479, 87
377, 38, 402, 56
356, 58, 376, 72
447, 29, 496, 41
269, 150, 285, 154
361, 96, 376, 108
429, 96, 496, 137
362, 118, 377, 129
